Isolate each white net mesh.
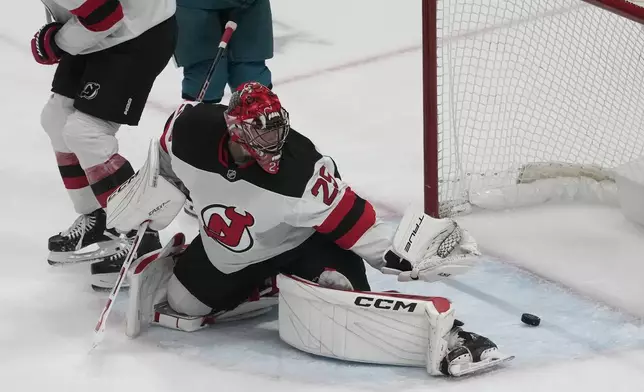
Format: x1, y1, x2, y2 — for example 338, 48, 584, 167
436, 0, 644, 216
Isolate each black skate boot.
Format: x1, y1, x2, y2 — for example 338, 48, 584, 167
439, 320, 514, 377
47, 209, 124, 265
90, 229, 162, 291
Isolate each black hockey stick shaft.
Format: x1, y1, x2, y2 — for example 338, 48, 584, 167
195, 21, 238, 102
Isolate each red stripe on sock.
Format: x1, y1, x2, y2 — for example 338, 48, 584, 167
62, 176, 90, 190
335, 201, 376, 249
55, 151, 80, 166
85, 154, 128, 185
95, 189, 112, 208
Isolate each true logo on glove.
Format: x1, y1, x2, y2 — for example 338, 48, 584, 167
405, 215, 424, 253
201, 204, 255, 253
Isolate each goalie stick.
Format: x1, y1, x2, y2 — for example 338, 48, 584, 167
92, 230, 188, 348
92, 221, 150, 349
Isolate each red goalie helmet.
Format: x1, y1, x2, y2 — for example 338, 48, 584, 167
224, 82, 290, 174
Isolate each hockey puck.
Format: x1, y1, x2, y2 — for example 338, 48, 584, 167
521, 313, 540, 326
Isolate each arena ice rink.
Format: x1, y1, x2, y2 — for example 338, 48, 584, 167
2, 1, 644, 391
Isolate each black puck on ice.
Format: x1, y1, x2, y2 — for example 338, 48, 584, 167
521, 313, 541, 326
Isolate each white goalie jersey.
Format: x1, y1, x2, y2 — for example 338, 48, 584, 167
41, 0, 175, 55
160, 103, 397, 274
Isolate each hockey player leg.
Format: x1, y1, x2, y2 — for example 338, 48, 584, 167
175, 6, 228, 103
41, 94, 124, 265
277, 274, 512, 377
62, 114, 168, 287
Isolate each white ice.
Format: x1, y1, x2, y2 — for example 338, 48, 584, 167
2, 1, 644, 391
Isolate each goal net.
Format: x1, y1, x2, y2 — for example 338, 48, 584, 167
425, 0, 644, 217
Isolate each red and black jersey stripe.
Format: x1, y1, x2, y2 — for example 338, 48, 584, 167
71, 0, 124, 32
315, 188, 377, 249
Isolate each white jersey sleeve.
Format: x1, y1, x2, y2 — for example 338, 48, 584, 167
285, 156, 395, 269
42, 0, 175, 55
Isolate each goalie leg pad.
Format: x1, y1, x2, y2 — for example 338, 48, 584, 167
125, 233, 186, 337
277, 274, 454, 371
106, 139, 186, 233
154, 277, 279, 333
167, 274, 214, 317
277, 274, 513, 376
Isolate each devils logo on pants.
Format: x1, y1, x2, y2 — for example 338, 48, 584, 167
201, 204, 255, 252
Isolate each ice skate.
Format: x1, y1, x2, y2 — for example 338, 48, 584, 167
47, 209, 127, 265
440, 320, 514, 377
89, 229, 162, 291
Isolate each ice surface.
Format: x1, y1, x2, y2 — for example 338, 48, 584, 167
2, 1, 644, 391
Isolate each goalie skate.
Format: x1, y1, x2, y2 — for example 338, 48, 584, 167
447, 352, 514, 377
441, 321, 514, 377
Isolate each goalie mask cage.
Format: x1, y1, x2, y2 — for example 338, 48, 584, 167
423, 0, 644, 217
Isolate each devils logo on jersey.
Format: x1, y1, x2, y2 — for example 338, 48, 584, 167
201, 204, 255, 253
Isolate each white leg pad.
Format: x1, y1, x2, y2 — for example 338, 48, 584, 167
126, 233, 186, 338
277, 274, 455, 375
152, 295, 278, 333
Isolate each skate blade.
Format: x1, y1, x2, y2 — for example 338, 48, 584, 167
92, 284, 129, 292
47, 240, 126, 265
91, 272, 130, 291
449, 354, 515, 377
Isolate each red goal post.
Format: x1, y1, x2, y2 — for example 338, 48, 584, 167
423, 0, 644, 217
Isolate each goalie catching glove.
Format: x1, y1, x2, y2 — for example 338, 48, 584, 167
106, 139, 186, 233
381, 208, 481, 282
